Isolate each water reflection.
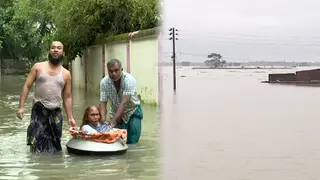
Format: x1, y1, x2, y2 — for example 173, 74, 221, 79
161, 66, 320, 180
0, 75, 160, 180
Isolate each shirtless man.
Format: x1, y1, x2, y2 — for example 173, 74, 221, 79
17, 41, 77, 153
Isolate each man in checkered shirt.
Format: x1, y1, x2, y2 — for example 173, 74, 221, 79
99, 59, 143, 144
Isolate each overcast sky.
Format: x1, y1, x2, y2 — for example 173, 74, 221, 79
162, 0, 320, 62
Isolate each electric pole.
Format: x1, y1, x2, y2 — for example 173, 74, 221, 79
169, 27, 178, 91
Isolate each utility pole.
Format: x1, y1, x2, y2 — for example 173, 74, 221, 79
169, 27, 178, 91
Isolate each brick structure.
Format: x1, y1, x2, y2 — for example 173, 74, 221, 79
296, 69, 320, 82
268, 73, 296, 82
267, 68, 320, 83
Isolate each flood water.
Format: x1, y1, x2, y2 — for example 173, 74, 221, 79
0, 75, 160, 180
161, 66, 320, 180
3, 66, 320, 180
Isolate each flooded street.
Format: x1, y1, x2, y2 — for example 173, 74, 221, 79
161, 66, 320, 180
0, 75, 160, 180
3, 66, 320, 180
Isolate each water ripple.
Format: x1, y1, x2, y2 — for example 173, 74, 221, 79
0, 76, 160, 180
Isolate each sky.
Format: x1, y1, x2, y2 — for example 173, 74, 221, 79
162, 0, 320, 62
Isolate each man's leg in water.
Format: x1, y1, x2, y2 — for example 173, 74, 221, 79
27, 102, 63, 153
116, 104, 143, 144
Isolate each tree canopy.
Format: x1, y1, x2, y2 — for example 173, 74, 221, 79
205, 53, 227, 68
0, 0, 161, 65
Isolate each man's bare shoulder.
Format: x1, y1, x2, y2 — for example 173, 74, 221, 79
32, 61, 46, 71
62, 66, 71, 79
62, 67, 71, 75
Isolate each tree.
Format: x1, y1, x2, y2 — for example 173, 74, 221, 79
51, 0, 161, 64
0, 0, 15, 59
0, 0, 161, 71
204, 53, 226, 68
0, 0, 54, 63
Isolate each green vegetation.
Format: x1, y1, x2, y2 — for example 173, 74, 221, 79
0, 0, 161, 69
92, 26, 160, 45
204, 53, 227, 68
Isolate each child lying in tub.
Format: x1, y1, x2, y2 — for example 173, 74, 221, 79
79, 105, 111, 134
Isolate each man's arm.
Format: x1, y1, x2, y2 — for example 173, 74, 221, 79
18, 63, 38, 109
63, 70, 74, 121
110, 95, 130, 125
99, 101, 107, 122
99, 79, 108, 122
110, 78, 136, 125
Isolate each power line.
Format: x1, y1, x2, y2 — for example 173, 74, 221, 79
164, 52, 248, 61
162, 30, 320, 46
162, 36, 320, 46
177, 38, 320, 46
161, 52, 317, 62
177, 29, 320, 39
162, 29, 320, 62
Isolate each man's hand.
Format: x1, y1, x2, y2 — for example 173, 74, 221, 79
99, 101, 107, 123
110, 121, 116, 128
17, 63, 38, 120
68, 118, 77, 128
16, 107, 24, 120
105, 119, 116, 128
110, 118, 122, 128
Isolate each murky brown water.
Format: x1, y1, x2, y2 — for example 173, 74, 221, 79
3, 66, 320, 180
0, 75, 160, 180
161, 66, 320, 180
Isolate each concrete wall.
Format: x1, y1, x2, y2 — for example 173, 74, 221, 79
0, 59, 27, 75
104, 41, 128, 73
71, 27, 160, 105
72, 56, 86, 89
86, 45, 103, 95
130, 36, 159, 104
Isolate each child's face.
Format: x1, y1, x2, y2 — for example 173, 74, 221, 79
88, 107, 100, 126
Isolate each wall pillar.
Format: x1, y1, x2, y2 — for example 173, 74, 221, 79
84, 49, 87, 91
158, 32, 162, 105
102, 44, 105, 78
126, 39, 131, 73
